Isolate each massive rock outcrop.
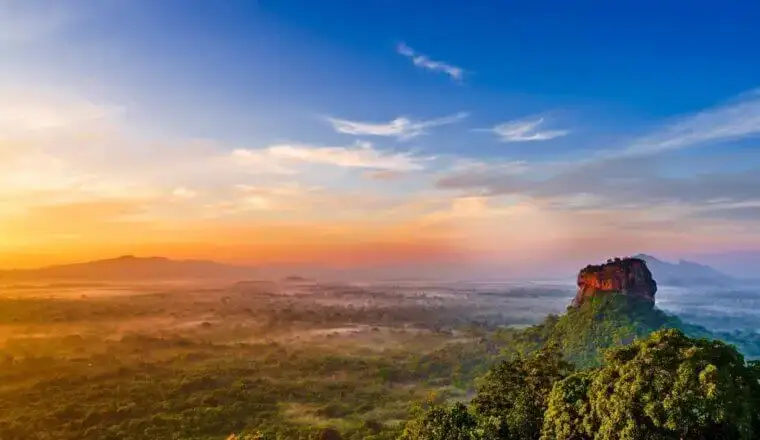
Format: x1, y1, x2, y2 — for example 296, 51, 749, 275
571, 257, 657, 308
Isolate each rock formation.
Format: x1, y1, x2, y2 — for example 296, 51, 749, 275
571, 257, 657, 308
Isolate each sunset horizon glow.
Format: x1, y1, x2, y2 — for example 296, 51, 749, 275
3, 2, 760, 276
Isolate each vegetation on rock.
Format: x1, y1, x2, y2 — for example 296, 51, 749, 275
498, 291, 760, 369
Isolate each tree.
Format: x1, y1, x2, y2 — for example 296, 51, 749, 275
226, 433, 267, 440
542, 329, 760, 440
540, 372, 593, 440
471, 345, 573, 440
400, 402, 479, 440
318, 427, 343, 440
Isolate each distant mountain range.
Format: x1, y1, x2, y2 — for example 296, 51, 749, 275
0, 257, 498, 283
633, 253, 736, 286
0, 253, 745, 285
0, 255, 257, 282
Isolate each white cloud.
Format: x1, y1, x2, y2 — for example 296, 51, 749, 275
228, 182, 321, 212
235, 182, 321, 198
448, 158, 530, 175
0, 87, 158, 210
484, 117, 569, 143
0, 151, 76, 196
397, 42, 465, 81
0, 88, 432, 214
435, 91, 760, 229
621, 89, 760, 156
171, 187, 197, 200
0, 88, 122, 136
202, 182, 410, 218
326, 112, 468, 140
363, 170, 405, 181
230, 149, 298, 175
233, 141, 432, 172
268, 141, 429, 170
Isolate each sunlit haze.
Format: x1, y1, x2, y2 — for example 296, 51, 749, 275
3, 1, 760, 277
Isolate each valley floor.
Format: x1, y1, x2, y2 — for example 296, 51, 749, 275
0, 279, 757, 439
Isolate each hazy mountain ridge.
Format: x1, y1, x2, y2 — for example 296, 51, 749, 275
0, 255, 257, 281
0, 253, 739, 285
633, 253, 736, 286
0, 256, 503, 283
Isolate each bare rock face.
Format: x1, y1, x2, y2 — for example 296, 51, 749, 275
571, 257, 657, 308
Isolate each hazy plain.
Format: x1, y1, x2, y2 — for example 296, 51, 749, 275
0, 277, 757, 439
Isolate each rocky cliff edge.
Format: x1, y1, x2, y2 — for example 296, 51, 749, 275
571, 257, 658, 308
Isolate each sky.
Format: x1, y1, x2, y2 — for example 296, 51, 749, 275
2, 0, 760, 276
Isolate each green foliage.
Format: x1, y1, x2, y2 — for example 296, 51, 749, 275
499, 292, 760, 370
399, 400, 509, 440
0, 338, 451, 440
414, 314, 760, 440
584, 329, 760, 440
227, 433, 268, 440
3, 282, 760, 440
0, 286, 514, 440
402, 346, 572, 440
540, 372, 594, 440
472, 345, 573, 440
541, 329, 760, 439
540, 294, 673, 368
400, 402, 479, 440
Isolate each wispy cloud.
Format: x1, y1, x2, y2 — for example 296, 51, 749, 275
267, 141, 429, 171
437, 153, 760, 230
233, 141, 432, 172
206, 183, 407, 217
229, 149, 298, 175
363, 170, 406, 181
397, 42, 465, 81
227, 183, 321, 212
171, 187, 197, 200
621, 89, 760, 156
0, 87, 122, 137
326, 112, 468, 140
435, 89, 760, 238
483, 117, 570, 143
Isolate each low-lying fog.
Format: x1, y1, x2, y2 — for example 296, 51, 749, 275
656, 284, 760, 331
3, 277, 758, 335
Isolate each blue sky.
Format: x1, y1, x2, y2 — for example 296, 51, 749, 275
2, 0, 760, 274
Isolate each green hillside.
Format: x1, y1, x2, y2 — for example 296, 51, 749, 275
498, 292, 760, 369
401, 293, 760, 439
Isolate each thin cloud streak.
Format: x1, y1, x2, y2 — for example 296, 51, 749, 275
620, 89, 760, 156
397, 42, 465, 81
437, 152, 760, 213
326, 112, 468, 140
234, 141, 432, 172
171, 187, 197, 200
483, 117, 570, 142
0, 87, 123, 135
436, 89, 760, 233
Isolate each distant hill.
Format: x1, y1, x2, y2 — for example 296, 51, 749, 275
282, 275, 312, 283
633, 253, 735, 286
0, 255, 257, 282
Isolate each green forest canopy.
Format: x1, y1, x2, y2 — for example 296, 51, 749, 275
401, 329, 760, 440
